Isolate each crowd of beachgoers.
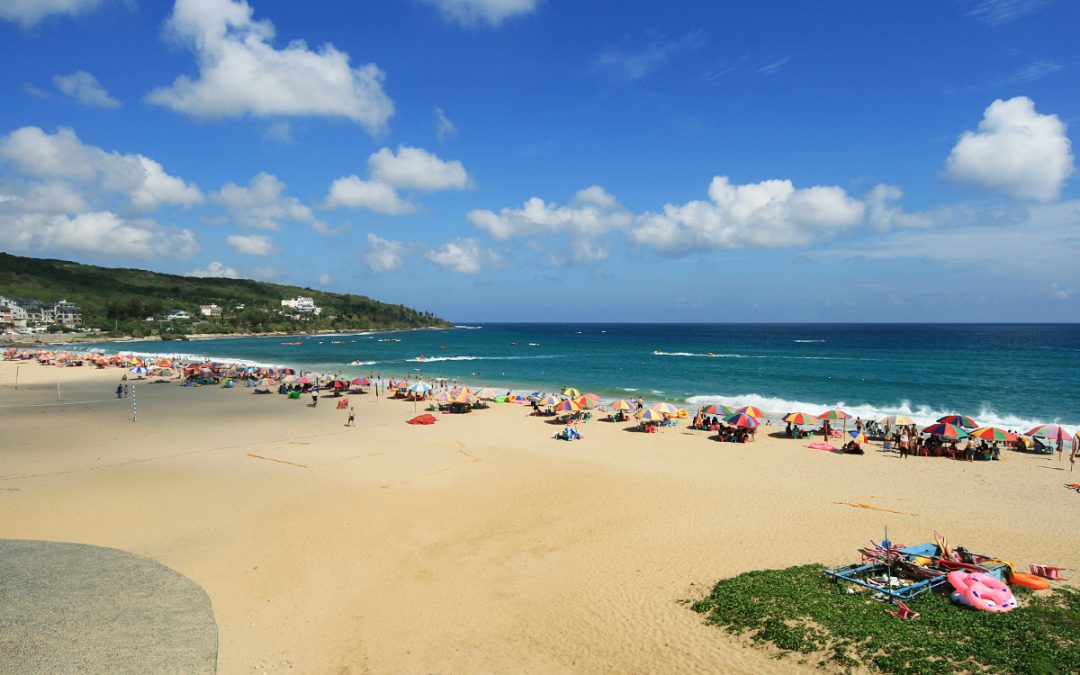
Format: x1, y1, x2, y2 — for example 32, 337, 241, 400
4, 346, 1076, 462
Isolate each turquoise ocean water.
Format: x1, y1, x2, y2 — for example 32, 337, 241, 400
81, 323, 1079, 430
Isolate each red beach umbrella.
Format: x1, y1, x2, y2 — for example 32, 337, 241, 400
783, 411, 817, 425
736, 405, 765, 419
938, 414, 979, 429
969, 426, 1016, 442
922, 422, 969, 440
724, 413, 760, 429
1025, 424, 1072, 441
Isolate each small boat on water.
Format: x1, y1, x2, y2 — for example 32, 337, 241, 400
281, 341, 302, 346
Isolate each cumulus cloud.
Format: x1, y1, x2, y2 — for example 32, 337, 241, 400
225, 233, 275, 255
631, 177, 865, 255
424, 238, 500, 273
0, 0, 106, 27
1048, 282, 1072, 300
0, 211, 199, 259
53, 71, 120, 108
368, 146, 470, 191
324, 176, 415, 215
945, 96, 1074, 201
469, 186, 631, 240
363, 233, 407, 273
213, 172, 322, 230
188, 261, 239, 278
146, 0, 393, 136
418, 0, 538, 27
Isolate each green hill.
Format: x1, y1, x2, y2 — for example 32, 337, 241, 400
0, 252, 450, 337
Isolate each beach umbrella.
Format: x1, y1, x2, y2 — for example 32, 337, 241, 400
328, 379, 348, 390
702, 403, 734, 416
652, 402, 680, 415
351, 377, 370, 386
477, 388, 498, 400
451, 390, 478, 404
296, 376, 313, 385
922, 422, 969, 440
969, 426, 1016, 442
818, 409, 851, 421
282, 374, 298, 384
129, 366, 147, 375
938, 414, 979, 429
574, 395, 597, 409
553, 398, 581, 412
538, 394, 561, 406
636, 408, 666, 421
408, 381, 432, 395
610, 399, 634, 411
783, 411, 817, 426
724, 412, 760, 429
736, 405, 765, 419
848, 430, 867, 444
1025, 424, 1072, 441
879, 414, 915, 427
563, 387, 581, 397
433, 390, 451, 403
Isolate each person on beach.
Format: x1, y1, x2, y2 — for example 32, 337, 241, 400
346, 406, 355, 427
122, 383, 129, 398
899, 431, 909, 458
311, 389, 318, 406
635, 397, 644, 411
116, 383, 123, 399
1057, 435, 1064, 461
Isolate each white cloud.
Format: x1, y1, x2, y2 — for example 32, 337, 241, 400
0, 211, 199, 259
53, 71, 120, 108
865, 184, 951, 231
434, 107, 457, 141
225, 233, 275, 255
424, 238, 499, 273
418, 0, 538, 27
0, 0, 105, 27
631, 177, 865, 255
0, 126, 202, 211
213, 172, 319, 229
146, 0, 393, 136
593, 30, 706, 80
368, 146, 470, 191
363, 233, 407, 272
318, 272, 332, 286
967, 0, 1050, 26
945, 96, 1074, 201
1048, 282, 1072, 300
263, 121, 293, 144
188, 261, 239, 278
324, 176, 415, 215
469, 188, 631, 240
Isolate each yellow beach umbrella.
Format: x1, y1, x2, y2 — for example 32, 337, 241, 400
563, 387, 581, 397
610, 399, 634, 411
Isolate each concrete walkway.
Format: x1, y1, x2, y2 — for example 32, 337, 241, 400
0, 539, 217, 674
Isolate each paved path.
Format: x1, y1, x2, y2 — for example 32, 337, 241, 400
0, 540, 217, 674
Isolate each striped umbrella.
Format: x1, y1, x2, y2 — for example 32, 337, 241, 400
702, 403, 734, 416
922, 422, 969, 440
1025, 424, 1072, 441
938, 414, 979, 429
736, 405, 765, 419
783, 411, 817, 425
538, 394, 561, 406
969, 426, 1016, 442
724, 413, 760, 429
610, 399, 634, 411
848, 430, 867, 444
636, 408, 667, 421
652, 402, 680, 415
563, 387, 581, 397
818, 409, 851, 421
575, 395, 598, 409
477, 388, 498, 400
553, 398, 581, 412
879, 414, 915, 427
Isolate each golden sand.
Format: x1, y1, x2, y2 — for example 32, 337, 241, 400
1, 360, 1076, 673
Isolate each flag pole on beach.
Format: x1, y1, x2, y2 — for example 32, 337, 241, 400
131, 384, 137, 422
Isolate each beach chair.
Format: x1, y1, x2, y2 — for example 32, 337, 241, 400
1029, 564, 1068, 580
885, 600, 920, 620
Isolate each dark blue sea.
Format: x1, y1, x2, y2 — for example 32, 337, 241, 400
82, 323, 1080, 430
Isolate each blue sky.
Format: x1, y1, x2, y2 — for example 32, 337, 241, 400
0, 0, 1077, 322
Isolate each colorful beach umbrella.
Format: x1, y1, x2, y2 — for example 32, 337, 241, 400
477, 388, 498, 400
879, 414, 915, 427
553, 398, 581, 412
636, 408, 666, 421
1025, 424, 1072, 441
818, 409, 851, 421
848, 430, 867, 444
652, 402, 680, 415
969, 426, 1016, 442
724, 412, 760, 429
574, 395, 597, 409
702, 403, 734, 416
538, 394, 561, 406
783, 411, 817, 425
351, 377, 370, 386
736, 405, 765, 419
938, 414, 979, 429
610, 399, 634, 411
407, 381, 432, 394
922, 422, 969, 439
563, 387, 581, 397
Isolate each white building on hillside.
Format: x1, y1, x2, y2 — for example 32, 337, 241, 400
200, 304, 222, 318
281, 296, 321, 315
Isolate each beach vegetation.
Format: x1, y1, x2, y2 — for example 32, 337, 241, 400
690, 564, 1080, 673
0, 252, 450, 336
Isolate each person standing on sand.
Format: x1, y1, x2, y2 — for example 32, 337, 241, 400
311, 388, 318, 407
116, 383, 123, 399
1057, 435, 1064, 461
345, 406, 355, 427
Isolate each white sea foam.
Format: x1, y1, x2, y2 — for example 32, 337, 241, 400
683, 393, 1077, 431
405, 355, 556, 363
793, 339, 826, 343
652, 350, 872, 362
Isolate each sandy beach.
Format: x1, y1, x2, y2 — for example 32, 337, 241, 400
1, 359, 1077, 674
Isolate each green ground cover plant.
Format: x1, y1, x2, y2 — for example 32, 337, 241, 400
690, 564, 1079, 673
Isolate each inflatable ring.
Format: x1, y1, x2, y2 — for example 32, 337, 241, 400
677, 409, 688, 419
948, 571, 1017, 613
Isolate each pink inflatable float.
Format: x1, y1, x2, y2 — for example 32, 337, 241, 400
947, 570, 1017, 613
